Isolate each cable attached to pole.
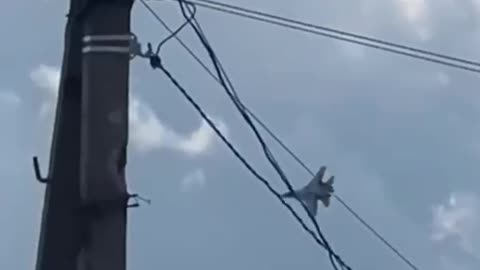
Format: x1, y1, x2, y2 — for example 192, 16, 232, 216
138, 1, 352, 269
138, 1, 421, 270
145, 50, 338, 264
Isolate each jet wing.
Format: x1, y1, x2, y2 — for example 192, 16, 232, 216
305, 198, 318, 217
307, 166, 327, 189
320, 195, 331, 207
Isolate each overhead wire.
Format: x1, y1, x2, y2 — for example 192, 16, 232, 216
139, 1, 421, 270
246, 109, 420, 270
152, 3, 194, 54
191, 0, 480, 67
156, 57, 329, 257
178, 2, 349, 269
155, 0, 480, 74
139, 0, 351, 269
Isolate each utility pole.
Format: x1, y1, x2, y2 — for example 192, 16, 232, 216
34, 0, 135, 269
34, 0, 84, 269
78, 0, 134, 269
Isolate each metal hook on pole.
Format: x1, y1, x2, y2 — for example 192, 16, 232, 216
33, 156, 48, 183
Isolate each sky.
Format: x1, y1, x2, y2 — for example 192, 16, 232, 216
1, 0, 480, 269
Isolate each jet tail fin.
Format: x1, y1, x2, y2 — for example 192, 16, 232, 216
324, 176, 335, 193
325, 176, 334, 185
320, 195, 331, 207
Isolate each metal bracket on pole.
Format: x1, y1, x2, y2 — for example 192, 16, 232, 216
33, 156, 48, 184
128, 193, 151, 207
82, 34, 133, 54
80, 193, 151, 219
81, 33, 153, 61
128, 34, 154, 60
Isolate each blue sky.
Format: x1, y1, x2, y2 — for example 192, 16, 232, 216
2, 0, 480, 269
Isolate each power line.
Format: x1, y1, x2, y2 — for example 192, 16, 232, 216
156, 62, 348, 268
155, 0, 480, 74
246, 108, 420, 270
177, 2, 349, 269
145, 31, 349, 270
139, 1, 421, 270
194, 0, 480, 67
139, 1, 351, 269
177, 1, 351, 269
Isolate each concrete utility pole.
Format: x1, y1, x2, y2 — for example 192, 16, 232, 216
35, 0, 135, 269
78, 0, 134, 269
34, 0, 85, 269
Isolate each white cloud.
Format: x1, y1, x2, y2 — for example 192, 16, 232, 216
180, 169, 206, 192
129, 95, 227, 156
30, 65, 60, 96
30, 64, 228, 157
0, 90, 21, 107
431, 192, 480, 255
176, 119, 228, 156
30, 64, 60, 117
395, 0, 431, 40
396, 0, 428, 25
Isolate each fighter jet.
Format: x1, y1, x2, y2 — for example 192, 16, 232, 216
280, 166, 334, 217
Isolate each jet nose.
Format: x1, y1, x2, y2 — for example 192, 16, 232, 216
281, 191, 294, 198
